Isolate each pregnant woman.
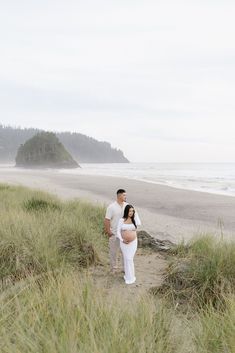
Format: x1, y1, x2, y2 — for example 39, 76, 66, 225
116, 204, 141, 284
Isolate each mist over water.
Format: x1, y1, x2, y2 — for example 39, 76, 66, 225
59, 163, 235, 197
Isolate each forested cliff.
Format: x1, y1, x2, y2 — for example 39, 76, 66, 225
0, 125, 129, 163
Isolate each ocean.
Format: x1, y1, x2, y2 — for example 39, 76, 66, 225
59, 163, 235, 197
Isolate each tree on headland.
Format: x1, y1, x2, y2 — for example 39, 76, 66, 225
15, 132, 79, 168
0, 125, 129, 163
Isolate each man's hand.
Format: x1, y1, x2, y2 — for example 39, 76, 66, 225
104, 218, 113, 238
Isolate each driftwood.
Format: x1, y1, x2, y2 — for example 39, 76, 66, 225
137, 230, 175, 252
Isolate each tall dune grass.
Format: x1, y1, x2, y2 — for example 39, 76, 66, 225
157, 235, 235, 310
0, 184, 106, 285
192, 295, 235, 353
0, 271, 180, 353
1, 183, 235, 352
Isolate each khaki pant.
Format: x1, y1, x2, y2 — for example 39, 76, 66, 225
109, 235, 123, 270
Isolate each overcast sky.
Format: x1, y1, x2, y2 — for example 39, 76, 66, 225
0, 0, 235, 162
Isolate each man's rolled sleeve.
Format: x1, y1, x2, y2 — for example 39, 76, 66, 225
105, 206, 112, 220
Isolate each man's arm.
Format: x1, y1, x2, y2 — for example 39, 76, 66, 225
104, 218, 113, 237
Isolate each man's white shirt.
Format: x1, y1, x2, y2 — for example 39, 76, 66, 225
105, 201, 128, 236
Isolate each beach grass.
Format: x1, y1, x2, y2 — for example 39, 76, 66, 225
0, 184, 106, 285
157, 235, 235, 311
0, 271, 180, 353
0, 183, 235, 353
191, 294, 235, 353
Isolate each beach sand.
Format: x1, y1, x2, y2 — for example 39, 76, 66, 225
0, 166, 234, 243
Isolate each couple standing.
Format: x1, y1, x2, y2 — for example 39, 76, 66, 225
104, 189, 141, 285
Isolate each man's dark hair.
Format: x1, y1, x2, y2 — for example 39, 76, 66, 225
116, 189, 126, 195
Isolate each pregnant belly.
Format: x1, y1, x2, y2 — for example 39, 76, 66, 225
121, 230, 137, 242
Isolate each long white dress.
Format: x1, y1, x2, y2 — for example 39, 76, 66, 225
116, 215, 141, 284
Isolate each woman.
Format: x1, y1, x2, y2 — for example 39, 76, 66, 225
116, 204, 141, 284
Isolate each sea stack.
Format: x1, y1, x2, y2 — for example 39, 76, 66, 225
15, 132, 79, 168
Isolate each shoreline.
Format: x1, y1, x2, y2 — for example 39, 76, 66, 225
0, 167, 235, 243
2, 163, 235, 199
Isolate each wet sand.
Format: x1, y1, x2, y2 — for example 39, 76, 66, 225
0, 166, 235, 243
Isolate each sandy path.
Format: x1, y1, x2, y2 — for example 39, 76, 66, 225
89, 247, 168, 300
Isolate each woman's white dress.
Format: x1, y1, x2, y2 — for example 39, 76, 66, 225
116, 215, 141, 284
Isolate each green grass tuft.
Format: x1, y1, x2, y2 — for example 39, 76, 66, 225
156, 235, 235, 310
0, 184, 107, 285
23, 197, 62, 212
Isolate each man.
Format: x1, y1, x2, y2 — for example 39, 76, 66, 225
104, 189, 127, 272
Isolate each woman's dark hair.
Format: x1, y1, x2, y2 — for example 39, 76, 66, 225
123, 204, 137, 228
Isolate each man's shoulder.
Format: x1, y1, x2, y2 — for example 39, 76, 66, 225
105, 201, 117, 215
107, 201, 117, 209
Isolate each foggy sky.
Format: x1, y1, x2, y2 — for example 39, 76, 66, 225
0, 0, 235, 162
